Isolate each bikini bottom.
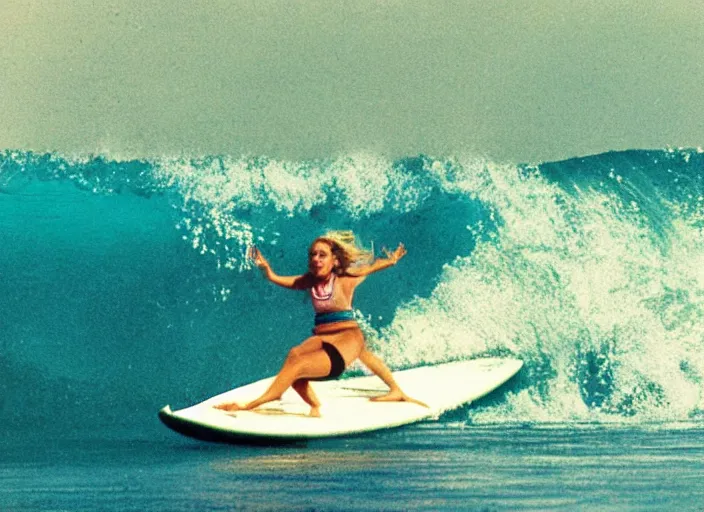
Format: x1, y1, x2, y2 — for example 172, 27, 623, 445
309, 342, 346, 381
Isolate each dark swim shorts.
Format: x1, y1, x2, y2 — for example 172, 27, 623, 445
310, 342, 346, 381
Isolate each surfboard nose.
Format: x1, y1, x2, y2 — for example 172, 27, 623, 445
158, 405, 173, 423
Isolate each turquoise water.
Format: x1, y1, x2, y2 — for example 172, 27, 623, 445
1, 148, 703, 510
3, 425, 703, 511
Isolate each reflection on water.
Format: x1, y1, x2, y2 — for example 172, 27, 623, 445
213, 447, 449, 474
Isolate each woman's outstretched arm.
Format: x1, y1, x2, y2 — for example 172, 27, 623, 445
347, 243, 407, 277
250, 247, 311, 289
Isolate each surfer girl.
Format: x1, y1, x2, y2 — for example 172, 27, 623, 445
215, 231, 426, 417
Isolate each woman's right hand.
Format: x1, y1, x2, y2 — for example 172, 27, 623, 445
383, 243, 407, 265
249, 246, 270, 271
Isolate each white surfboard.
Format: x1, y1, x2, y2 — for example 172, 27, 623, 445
158, 358, 522, 444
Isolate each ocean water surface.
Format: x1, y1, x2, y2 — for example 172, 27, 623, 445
1, 148, 703, 510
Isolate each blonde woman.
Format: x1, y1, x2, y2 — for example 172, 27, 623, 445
215, 231, 426, 417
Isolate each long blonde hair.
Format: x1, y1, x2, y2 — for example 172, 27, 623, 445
312, 230, 374, 275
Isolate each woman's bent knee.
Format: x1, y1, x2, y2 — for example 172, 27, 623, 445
286, 347, 304, 364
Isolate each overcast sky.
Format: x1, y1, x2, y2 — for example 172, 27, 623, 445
1, 1, 702, 163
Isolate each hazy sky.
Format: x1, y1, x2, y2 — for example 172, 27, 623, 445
1, 1, 702, 163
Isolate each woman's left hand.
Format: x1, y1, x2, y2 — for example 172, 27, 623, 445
383, 243, 407, 265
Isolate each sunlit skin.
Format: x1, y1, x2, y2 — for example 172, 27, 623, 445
214, 239, 426, 417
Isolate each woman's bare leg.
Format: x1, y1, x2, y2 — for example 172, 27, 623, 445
292, 379, 321, 417
215, 330, 363, 416
358, 349, 428, 408
249, 338, 325, 413
215, 344, 331, 415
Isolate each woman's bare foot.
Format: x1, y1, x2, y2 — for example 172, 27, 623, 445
309, 406, 321, 418
214, 402, 244, 412
371, 390, 429, 408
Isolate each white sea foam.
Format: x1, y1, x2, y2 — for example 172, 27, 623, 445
365, 156, 704, 423
153, 153, 434, 271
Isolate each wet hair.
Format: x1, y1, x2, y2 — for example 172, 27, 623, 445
311, 230, 373, 275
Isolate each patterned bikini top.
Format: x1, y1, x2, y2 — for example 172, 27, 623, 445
310, 274, 353, 313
